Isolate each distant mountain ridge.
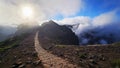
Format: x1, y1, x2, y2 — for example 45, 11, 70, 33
0, 25, 16, 41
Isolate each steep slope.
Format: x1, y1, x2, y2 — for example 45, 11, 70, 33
39, 20, 79, 45
0, 23, 43, 68
0, 32, 43, 68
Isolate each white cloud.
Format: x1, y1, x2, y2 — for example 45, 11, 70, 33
58, 10, 118, 26
58, 16, 91, 25
58, 10, 118, 35
57, 16, 92, 35
58, 10, 119, 44
0, 0, 83, 26
39, 0, 83, 17
92, 10, 117, 27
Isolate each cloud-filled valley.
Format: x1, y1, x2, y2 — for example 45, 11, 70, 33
58, 10, 120, 45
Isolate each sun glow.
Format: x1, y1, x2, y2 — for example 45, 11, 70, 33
22, 6, 33, 19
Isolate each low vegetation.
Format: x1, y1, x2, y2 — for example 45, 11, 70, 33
55, 45, 66, 48
113, 42, 120, 46
0, 40, 19, 52
0, 33, 29, 53
78, 53, 87, 59
111, 59, 120, 68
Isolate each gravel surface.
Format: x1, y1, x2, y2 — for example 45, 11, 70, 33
35, 31, 79, 68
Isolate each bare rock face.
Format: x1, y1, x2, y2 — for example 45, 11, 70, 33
39, 20, 79, 45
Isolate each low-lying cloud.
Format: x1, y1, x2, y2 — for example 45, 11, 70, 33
58, 10, 120, 45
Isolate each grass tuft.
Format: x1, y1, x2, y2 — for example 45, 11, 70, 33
55, 45, 66, 48
111, 59, 120, 68
113, 42, 120, 46
0, 41, 19, 52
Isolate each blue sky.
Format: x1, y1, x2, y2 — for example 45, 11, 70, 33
54, 0, 120, 20
80, 0, 120, 17
0, 0, 120, 26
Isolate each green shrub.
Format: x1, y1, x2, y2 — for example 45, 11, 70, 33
79, 53, 87, 59
0, 33, 30, 53
55, 45, 65, 48
113, 42, 120, 46
0, 41, 19, 52
111, 59, 120, 68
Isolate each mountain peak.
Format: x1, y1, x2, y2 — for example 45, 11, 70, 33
39, 21, 79, 45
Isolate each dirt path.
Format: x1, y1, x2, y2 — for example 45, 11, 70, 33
34, 31, 79, 68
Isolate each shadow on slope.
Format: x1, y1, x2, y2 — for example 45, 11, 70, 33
39, 20, 79, 45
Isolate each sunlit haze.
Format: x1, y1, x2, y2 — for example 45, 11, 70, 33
0, 0, 119, 29
22, 6, 33, 19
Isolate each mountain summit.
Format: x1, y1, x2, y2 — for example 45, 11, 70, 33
39, 20, 79, 45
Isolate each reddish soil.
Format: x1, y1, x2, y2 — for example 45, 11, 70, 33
38, 31, 120, 68
0, 30, 120, 68
35, 32, 78, 68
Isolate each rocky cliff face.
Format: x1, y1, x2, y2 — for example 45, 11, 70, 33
39, 20, 79, 45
